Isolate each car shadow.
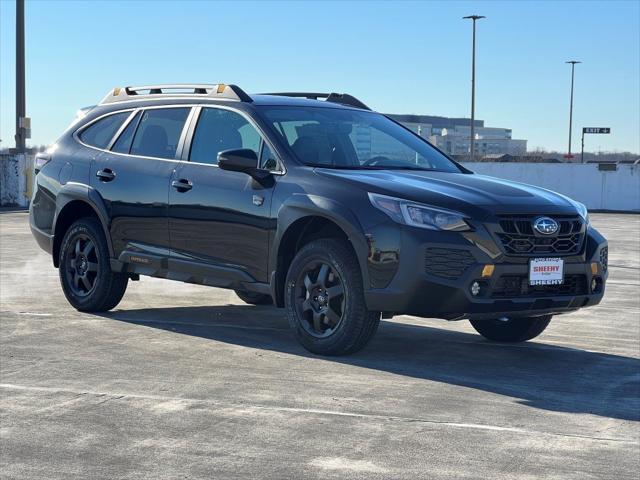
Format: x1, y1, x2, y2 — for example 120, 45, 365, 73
99, 304, 640, 422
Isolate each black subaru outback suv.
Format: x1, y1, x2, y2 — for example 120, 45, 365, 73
30, 84, 608, 355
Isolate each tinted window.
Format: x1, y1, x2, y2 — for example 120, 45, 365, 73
79, 112, 130, 149
260, 142, 278, 171
130, 108, 190, 159
111, 111, 141, 154
238, 123, 261, 155
190, 108, 261, 165
260, 106, 460, 172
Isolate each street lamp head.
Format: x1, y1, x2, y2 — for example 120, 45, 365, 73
463, 15, 486, 20
565, 60, 582, 65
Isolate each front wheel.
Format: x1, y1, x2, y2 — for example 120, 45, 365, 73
469, 315, 553, 342
285, 238, 380, 356
59, 217, 128, 312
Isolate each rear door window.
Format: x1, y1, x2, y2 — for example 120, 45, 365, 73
79, 111, 130, 149
130, 108, 190, 159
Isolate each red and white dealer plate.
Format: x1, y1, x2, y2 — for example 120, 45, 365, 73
529, 257, 564, 285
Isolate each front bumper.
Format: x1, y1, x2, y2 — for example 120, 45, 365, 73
363, 222, 608, 320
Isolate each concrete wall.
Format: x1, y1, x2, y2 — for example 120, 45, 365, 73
1, 153, 33, 208
461, 162, 640, 212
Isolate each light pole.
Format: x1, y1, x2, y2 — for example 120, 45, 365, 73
463, 15, 485, 161
15, 0, 26, 153
565, 60, 581, 160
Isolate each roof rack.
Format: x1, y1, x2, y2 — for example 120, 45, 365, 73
260, 92, 371, 110
99, 84, 253, 105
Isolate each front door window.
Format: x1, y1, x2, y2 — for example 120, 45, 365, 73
189, 108, 261, 165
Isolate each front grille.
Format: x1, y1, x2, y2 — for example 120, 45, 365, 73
491, 274, 588, 298
496, 216, 585, 256
425, 248, 475, 279
600, 246, 608, 274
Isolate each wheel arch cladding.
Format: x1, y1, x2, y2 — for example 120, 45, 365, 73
272, 195, 369, 308
53, 185, 113, 267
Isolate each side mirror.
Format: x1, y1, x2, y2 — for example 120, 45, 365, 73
218, 148, 259, 175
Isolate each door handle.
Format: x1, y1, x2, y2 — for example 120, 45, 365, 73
172, 179, 193, 192
96, 168, 116, 181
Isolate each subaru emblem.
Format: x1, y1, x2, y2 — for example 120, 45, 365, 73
533, 217, 559, 235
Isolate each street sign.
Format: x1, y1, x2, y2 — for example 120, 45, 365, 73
583, 127, 611, 134
581, 127, 612, 164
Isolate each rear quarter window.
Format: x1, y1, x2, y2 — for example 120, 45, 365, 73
112, 111, 142, 154
79, 111, 130, 149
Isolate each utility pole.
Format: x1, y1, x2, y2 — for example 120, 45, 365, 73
15, 0, 27, 153
565, 60, 581, 160
463, 15, 485, 161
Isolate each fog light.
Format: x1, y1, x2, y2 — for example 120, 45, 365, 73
471, 281, 481, 296
591, 278, 597, 292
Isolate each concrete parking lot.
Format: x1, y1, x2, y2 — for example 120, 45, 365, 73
1, 211, 638, 479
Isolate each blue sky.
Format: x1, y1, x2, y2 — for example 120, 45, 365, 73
1, 0, 639, 153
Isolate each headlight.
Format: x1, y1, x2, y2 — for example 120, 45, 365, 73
574, 201, 590, 225
368, 193, 471, 231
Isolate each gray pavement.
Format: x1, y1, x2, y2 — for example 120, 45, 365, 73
1, 211, 639, 479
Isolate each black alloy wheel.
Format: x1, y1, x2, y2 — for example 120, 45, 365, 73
294, 260, 346, 338
285, 238, 381, 356
58, 217, 128, 312
63, 233, 99, 297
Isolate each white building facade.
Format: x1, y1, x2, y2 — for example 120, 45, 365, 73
387, 114, 527, 156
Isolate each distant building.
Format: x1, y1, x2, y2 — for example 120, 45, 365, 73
386, 113, 527, 156
476, 154, 562, 163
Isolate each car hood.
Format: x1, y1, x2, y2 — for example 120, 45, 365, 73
315, 169, 581, 219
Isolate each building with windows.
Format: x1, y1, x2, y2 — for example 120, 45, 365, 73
386, 113, 527, 156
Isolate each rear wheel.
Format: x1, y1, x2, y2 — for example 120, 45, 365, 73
59, 217, 128, 312
285, 238, 380, 356
469, 315, 553, 342
234, 290, 273, 305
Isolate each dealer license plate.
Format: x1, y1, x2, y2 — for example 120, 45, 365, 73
529, 257, 564, 285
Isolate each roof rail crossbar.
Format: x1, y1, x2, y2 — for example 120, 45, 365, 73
260, 92, 371, 110
99, 84, 252, 105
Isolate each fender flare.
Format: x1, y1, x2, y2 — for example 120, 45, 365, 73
269, 193, 371, 300
53, 182, 114, 259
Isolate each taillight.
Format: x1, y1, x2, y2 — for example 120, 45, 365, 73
34, 144, 59, 174
34, 153, 51, 174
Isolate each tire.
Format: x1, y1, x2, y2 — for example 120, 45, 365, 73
235, 290, 273, 305
285, 238, 381, 356
58, 217, 128, 312
469, 315, 553, 342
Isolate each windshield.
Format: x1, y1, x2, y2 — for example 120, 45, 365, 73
258, 106, 461, 172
